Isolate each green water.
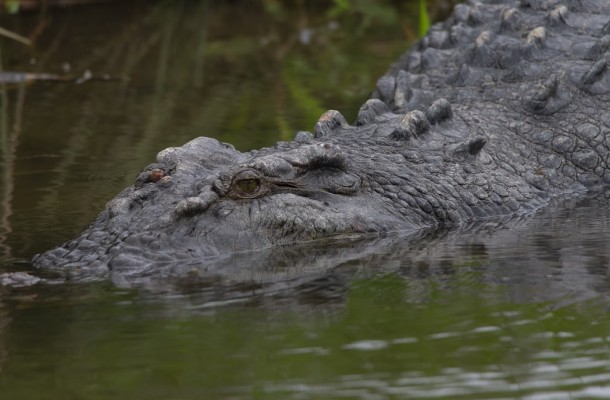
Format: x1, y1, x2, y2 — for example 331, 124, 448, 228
2, 275, 610, 400
1, 1, 610, 399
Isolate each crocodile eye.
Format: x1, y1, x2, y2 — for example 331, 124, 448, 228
236, 178, 260, 195
229, 169, 266, 199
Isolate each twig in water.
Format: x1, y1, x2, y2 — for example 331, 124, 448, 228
0, 27, 31, 46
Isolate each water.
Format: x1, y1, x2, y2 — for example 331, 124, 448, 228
1, 1, 610, 399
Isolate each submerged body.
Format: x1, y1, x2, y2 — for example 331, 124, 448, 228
33, 0, 610, 281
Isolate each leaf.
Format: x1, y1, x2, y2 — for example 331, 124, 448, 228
418, 0, 430, 38
327, 0, 350, 19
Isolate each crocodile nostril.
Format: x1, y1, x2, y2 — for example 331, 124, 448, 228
147, 169, 165, 183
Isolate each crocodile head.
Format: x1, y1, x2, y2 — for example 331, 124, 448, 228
32, 133, 419, 281
33, 99, 508, 284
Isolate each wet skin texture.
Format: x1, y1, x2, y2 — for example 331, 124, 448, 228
33, 0, 610, 280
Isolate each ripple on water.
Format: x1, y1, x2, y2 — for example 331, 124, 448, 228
254, 365, 610, 399
250, 308, 610, 400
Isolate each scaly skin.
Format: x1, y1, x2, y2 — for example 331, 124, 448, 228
32, 0, 610, 282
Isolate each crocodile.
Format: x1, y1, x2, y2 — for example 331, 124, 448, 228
30, 0, 610, 283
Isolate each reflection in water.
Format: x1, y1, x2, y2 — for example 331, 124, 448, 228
0, 78, 23, 261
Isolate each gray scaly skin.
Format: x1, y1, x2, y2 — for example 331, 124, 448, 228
32, 0, 610, 280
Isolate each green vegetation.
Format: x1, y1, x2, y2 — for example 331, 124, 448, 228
3, 0, 20, 14
419, 0, 430, 37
